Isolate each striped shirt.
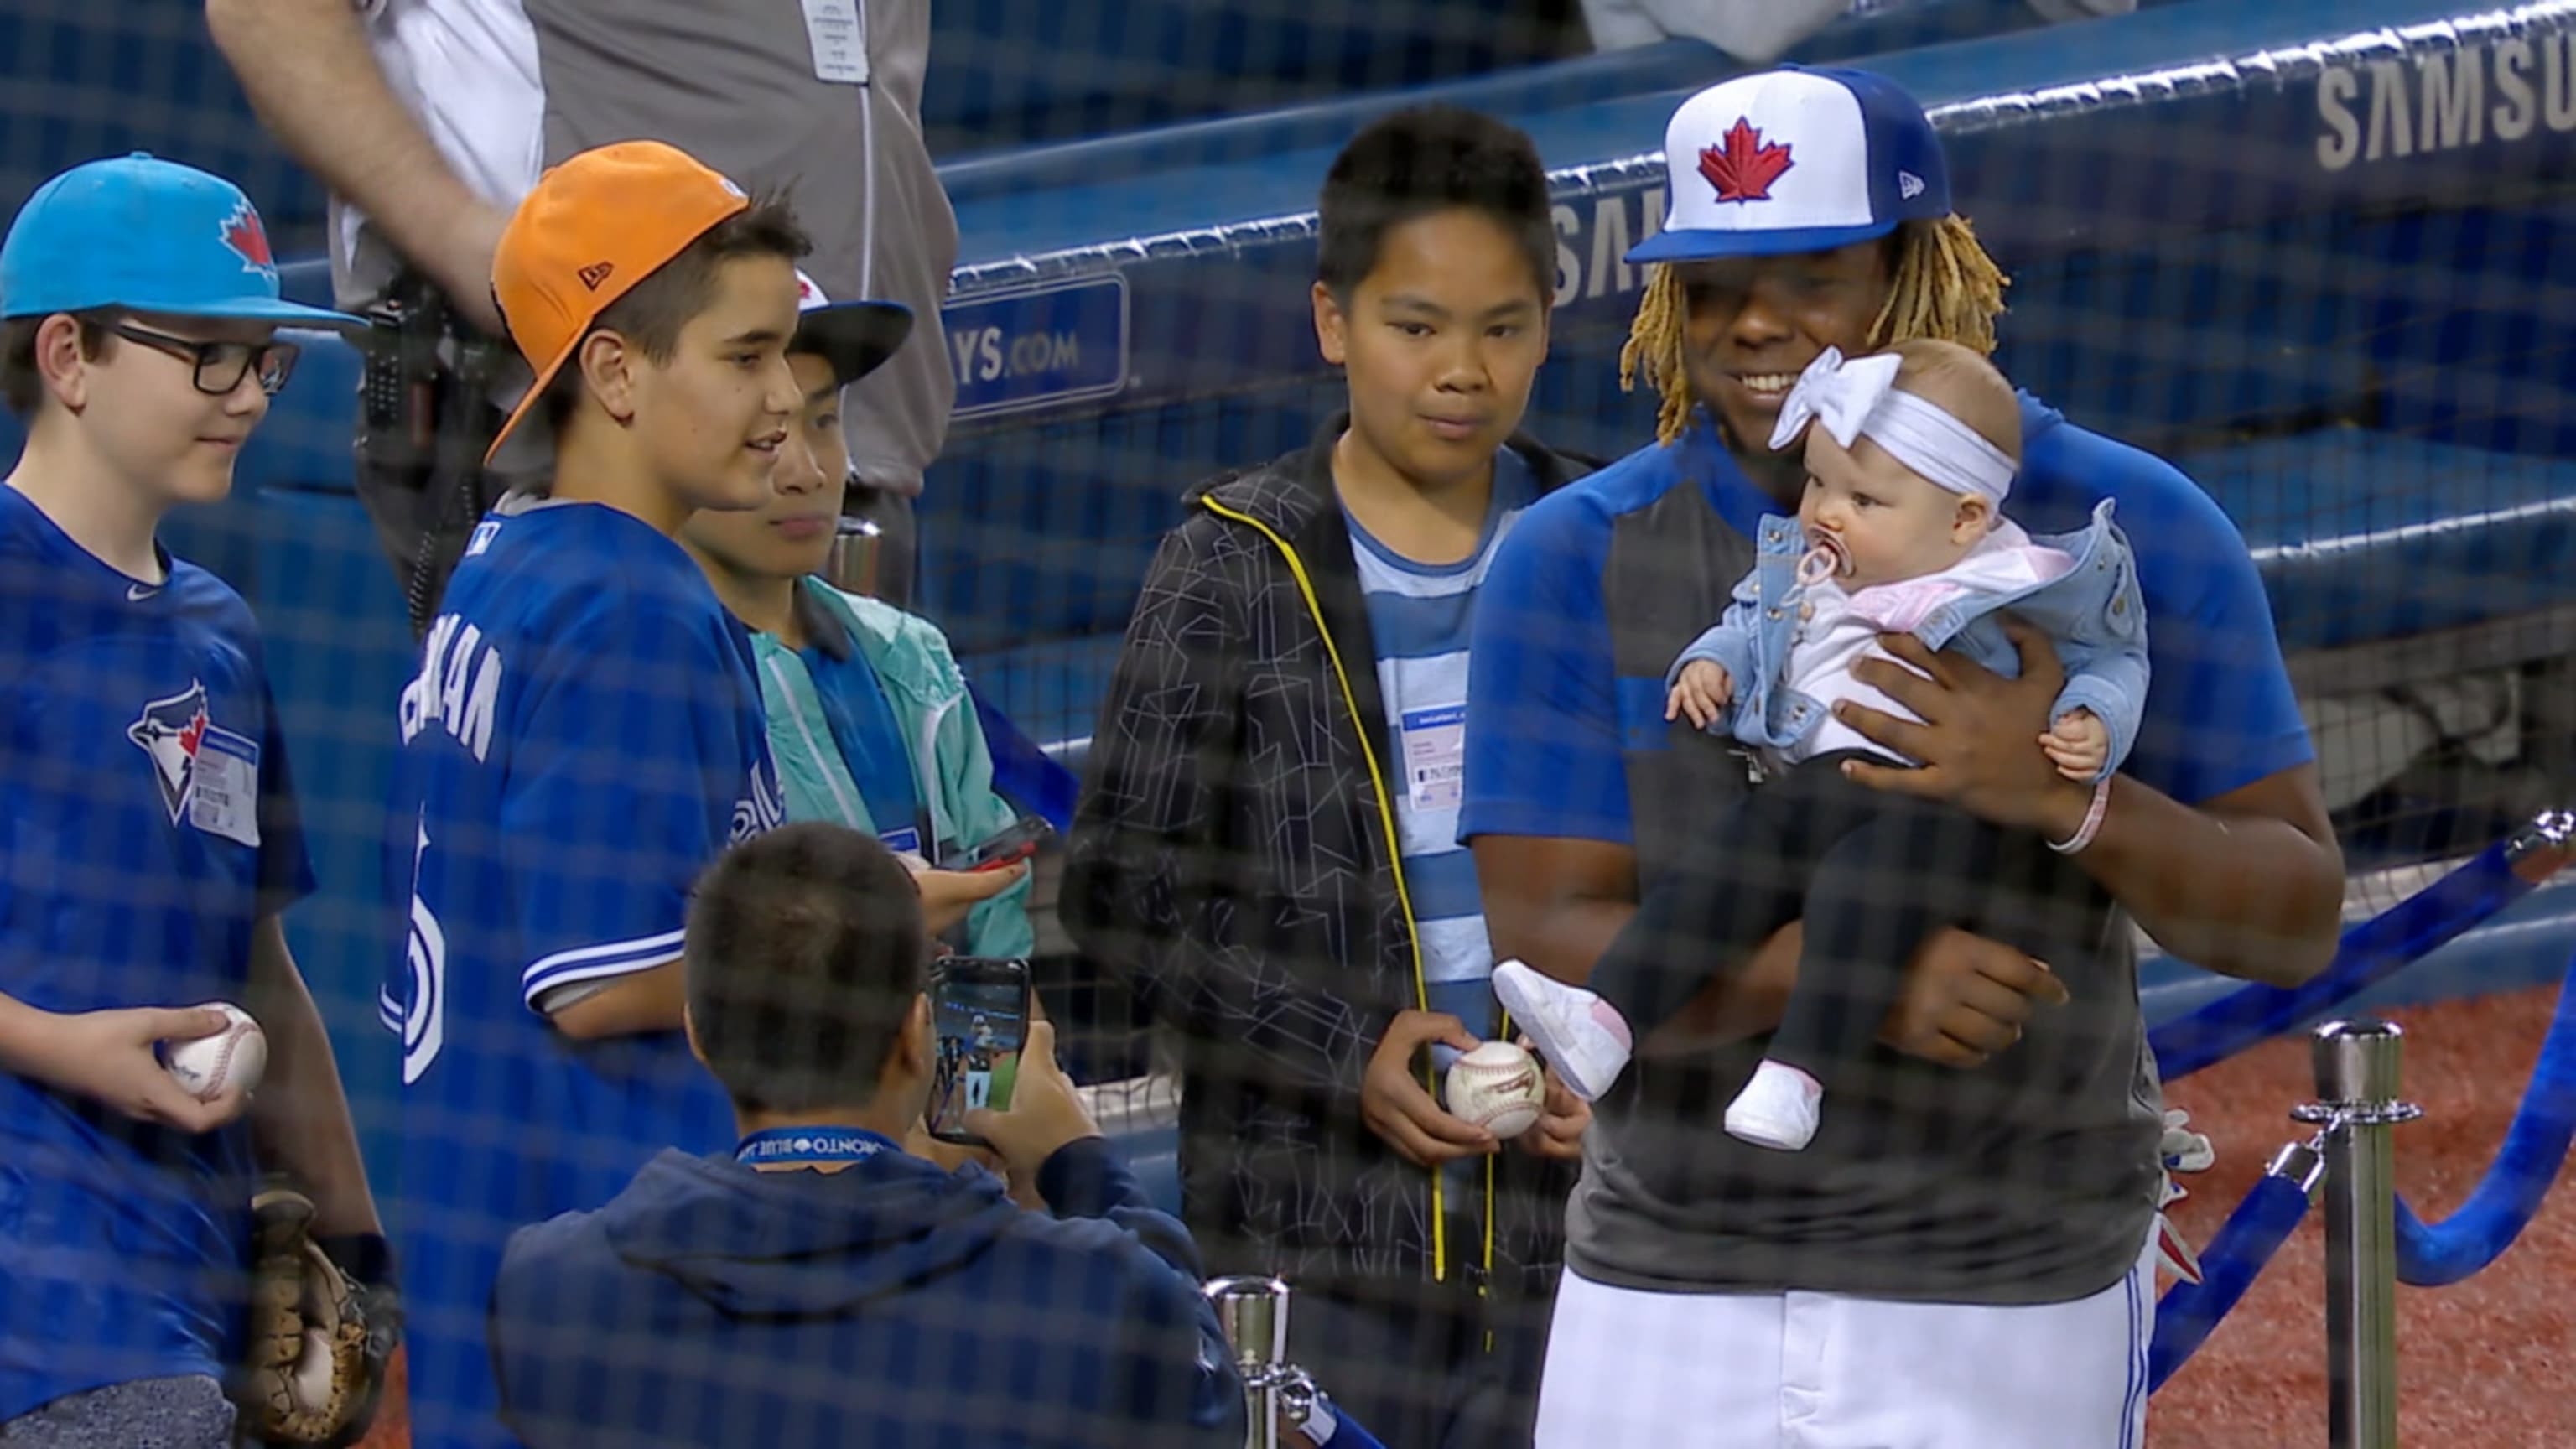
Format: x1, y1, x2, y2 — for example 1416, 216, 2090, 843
1347, 449, 1540, 1090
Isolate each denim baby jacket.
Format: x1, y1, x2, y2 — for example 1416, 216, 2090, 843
1670, 499, 2149, 781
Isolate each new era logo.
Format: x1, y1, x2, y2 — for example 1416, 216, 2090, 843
1898, 171, 1926, 200
577, 262, 615, 291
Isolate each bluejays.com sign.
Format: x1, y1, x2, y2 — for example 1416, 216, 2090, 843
943, 276, 1130, 422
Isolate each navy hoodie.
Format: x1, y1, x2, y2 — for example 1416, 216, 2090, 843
489, 1135, 1246, 1449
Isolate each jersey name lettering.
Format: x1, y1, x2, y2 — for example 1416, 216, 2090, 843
401, 611, 504, 762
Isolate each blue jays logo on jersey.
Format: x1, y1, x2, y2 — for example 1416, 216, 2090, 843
128, 682, 213, 823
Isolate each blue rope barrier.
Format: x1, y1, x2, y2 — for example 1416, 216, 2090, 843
1306, 1397, 1388, 1449
2148, 1167, 2315, 1393
2151, 834, 2539, 1081
2392, 953, 2576, 1286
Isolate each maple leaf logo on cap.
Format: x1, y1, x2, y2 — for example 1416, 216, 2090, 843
220, 200, 276, 274
1699, 117, 1794, 204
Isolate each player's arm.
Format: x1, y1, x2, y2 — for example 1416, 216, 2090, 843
246, 917, 384, 1237
504, 606, 752, 1043
1845, 638, 2343, 987
2051, 766, 2341, 986
2063, 516, 2342, 983
1061, 519, 1400, 1097
1847, 486, 2344, 985
545, 962, 685, 1041
1472, 837, 1800, 1050
1461, 499, 1802, 1044
204, 0, 510, 333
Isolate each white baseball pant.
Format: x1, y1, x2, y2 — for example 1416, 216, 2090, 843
1535, 1238, 2156, 1449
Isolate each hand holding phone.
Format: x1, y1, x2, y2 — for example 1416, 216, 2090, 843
960, 1020, 1101, 1193
927, 957, 1034, 1146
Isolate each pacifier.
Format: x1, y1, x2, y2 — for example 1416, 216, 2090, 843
1795, 532, 1850, 585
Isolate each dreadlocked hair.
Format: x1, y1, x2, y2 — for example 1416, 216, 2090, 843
1619, 214, 2011, 447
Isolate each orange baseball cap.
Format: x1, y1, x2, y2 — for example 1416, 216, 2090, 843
485, 139, 752, 464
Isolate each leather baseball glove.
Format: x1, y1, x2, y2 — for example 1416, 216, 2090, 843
238, 1186, 398, 1447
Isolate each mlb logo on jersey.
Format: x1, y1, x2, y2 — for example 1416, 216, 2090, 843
128, 681, 262, 846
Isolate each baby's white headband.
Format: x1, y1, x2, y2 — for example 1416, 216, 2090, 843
1768, 347, 2017, 506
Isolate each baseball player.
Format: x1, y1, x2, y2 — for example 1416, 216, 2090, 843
964, 1015, 996, 1110
382, 140, 802, 1449
1461, 69, 2341, 1448
0, 155, 384, 1446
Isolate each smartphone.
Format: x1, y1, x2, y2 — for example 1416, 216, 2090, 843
941, 815, 1057, 873
927, 956, 1034, 1145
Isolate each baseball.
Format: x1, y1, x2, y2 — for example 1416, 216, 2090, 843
1444, 1041, 1546, 1140
165, 1001, 267, 1102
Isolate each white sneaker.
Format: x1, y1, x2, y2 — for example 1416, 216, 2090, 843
1724, 1060, 1823, 1150
1490, 959, 1633, 1102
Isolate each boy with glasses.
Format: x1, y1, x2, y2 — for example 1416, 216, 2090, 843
0, 153, 386, 1448
86, 319, 304, 397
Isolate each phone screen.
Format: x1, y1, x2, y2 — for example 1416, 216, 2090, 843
928, 962, 1030, 1143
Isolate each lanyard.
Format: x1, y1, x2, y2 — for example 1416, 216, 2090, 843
734, 1126, 901, 1168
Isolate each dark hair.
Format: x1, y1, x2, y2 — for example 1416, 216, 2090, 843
1316, 106, 1555, 303
684, 821, 927, 1115
1, 310, 117, 418
541, 190, 812, 434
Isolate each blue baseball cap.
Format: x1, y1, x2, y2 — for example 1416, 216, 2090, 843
792, 269, 913, 389
1627, 67, 1952, 265
0, 153, 361, 328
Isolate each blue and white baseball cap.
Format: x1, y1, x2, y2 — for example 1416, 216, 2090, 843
1627, 67, 1951, 264
0, 153, 361, 328
791, 269, 913, 389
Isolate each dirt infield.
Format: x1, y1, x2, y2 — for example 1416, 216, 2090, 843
2150, 983, 2574, 1448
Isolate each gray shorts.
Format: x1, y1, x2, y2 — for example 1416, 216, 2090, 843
0, 1375, 234, 1448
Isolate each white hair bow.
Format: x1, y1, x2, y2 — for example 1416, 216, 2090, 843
1765, 345, 2017, 505
1768, 346, 1901, 453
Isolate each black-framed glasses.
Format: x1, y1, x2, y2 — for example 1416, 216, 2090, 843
109, 322, 300, 397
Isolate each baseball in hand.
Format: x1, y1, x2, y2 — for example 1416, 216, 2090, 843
1444, 1041, 1546, 1140
165, 1002, 267, 1102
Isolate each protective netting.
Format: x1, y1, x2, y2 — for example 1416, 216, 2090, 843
5, 2, 2575, 1446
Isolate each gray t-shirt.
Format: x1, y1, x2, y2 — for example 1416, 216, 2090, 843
338, 0, 957, 496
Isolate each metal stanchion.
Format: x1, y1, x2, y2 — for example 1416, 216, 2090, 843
1206, 1275, 1318, 1449
2506, 808, 2573, 884
2293, 1020, 2422, 1449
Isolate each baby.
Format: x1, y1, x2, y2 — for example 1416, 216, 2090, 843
1496, 339, 2150, 1150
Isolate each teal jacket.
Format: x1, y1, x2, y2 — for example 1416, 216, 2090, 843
749, 579, 1035, 958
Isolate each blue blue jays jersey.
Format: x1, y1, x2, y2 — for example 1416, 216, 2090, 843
382, 500, 782, 1449
0, 484, 312, 1425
